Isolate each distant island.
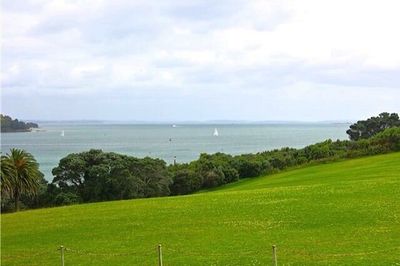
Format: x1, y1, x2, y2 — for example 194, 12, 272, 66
1, 114, 38, 132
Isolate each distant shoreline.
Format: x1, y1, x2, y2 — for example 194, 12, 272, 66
1, 114, 39, 133
1, 127, 48, 133
26, 121, 353, 126
1, 129, 33, 133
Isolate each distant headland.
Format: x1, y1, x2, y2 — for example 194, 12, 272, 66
1, 114, 39, 133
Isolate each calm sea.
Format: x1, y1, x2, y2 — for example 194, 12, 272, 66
1, 122, 350, 181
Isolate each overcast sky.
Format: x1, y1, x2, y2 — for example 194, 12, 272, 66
1, 0, 399, 121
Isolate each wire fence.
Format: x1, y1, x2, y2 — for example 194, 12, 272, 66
54, 244, 278, 266
3, 244, 400, 265
64, 248, 155, 257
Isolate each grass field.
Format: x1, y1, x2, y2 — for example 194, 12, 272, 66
2, 152, 400, 265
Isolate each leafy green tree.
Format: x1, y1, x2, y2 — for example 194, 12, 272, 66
0, 149, 43, 211
368, 127, 400, 151
170, 169, 202, 195
129, 157, 171, 197
346, 112, 400, 141
202, 168, 225, 188
54, 192, 81, 206
52, 152, 87, 195
194, 154, 225, 188
304, 140, 335, 160
206, 153, 239, 183
234, 156, 263, 177
52, 150, 171, 203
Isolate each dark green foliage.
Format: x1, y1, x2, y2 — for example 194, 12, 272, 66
194, 154, 226, 188
234, 155, 265, 177
346, 112, 400, 141
0, 114, 38, 132
202, 168, 225, 188
370, 127, 400, 150
127, 157, 171, 198
54, 192, 81, 206
169, 168, 202, 195
222, 167, 240, 183
304, 140, 335, 160
20, 175, 50, 209
51, 149, 171, 204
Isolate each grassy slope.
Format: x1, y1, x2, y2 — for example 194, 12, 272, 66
2, 153, 400, 265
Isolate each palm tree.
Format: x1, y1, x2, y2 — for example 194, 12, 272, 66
1, 155, 13, 196
1, 149, 42, 211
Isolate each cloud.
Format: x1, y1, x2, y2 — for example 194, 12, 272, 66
1, 0, 399, 120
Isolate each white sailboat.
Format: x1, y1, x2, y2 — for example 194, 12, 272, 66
61, 130, 65, 137
213, 128, 219, 137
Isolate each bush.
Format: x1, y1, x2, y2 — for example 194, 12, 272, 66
370, 127, 400, 151
202, 168, 225, 188
234, 156, 263, 177
222, 167, 239, 183
54, 192, 81, 206
170, 169, 202, 195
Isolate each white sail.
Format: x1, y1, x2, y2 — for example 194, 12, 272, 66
61, 130, 65, 137
213, 128, 219, 136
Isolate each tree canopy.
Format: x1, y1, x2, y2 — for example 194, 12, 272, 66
346, 112, 399, 141
51, 149, 171, 203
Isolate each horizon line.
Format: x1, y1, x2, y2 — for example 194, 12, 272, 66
21, 119, 354, 124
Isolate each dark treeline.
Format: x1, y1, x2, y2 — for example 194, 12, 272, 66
1, 113, 400, 212
1, 114, 38, 132
346, 112, 400, 140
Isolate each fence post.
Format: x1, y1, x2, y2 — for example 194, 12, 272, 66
158, 244, 163, 266
59, 245, 65, 266
272, 245, 277, 266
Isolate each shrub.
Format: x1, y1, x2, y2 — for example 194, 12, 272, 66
54, 192, 81, 206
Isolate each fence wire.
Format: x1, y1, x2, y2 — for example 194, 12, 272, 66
59, 246, 264, 258
3, 244, 400, 262
163, 246, 263, 257
64, 248, 154, 257
2, 249, 57, 260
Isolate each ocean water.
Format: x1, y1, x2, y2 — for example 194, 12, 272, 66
1, 122, 350, 181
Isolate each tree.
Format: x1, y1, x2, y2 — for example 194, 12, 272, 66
170, 169, 202, 195
346, 112, 400, 141
1, 155, 13, 194
234, 156, 263, 177
0, 149, 43, 211
369, 126, 400, 151
128, 157, 171, 198
52, 152, 87, 196
195, 154, 225, 188
52, 150, 172, 203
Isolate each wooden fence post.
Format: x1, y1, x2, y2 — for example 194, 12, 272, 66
272, 245, 277, 266
59, 245, 65, 266
158, 244, 163, 266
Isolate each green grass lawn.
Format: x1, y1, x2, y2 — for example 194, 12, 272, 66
2, 153, 400, 265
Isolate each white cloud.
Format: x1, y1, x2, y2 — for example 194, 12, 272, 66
1, 0, 399, 120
